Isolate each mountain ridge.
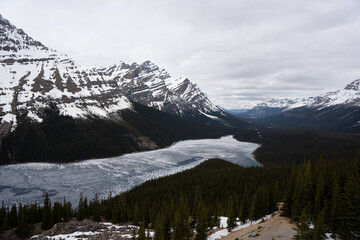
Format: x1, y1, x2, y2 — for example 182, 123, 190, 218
0, 14, 247, 164
0, 14, 243, 137
235, 79, 360, 132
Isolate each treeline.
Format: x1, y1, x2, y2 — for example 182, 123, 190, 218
1, 157, 359, 239
0, 159, 288, 239
100, 158, 289, 239
282, 154, 360, 239
234, 128, 360, 165
0, 193, 72, 238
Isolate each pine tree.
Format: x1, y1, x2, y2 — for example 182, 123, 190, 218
77, 192, 86, 221
119, 195, 127, 221
0, 201, 6, 233
282, 163, 297, 217
239, 187, 250, 224
42, 192, 53, 230
1, 213, 10, 232
16, 203, 28, 237
106, 191, 113, 220
329, 176, 342, 234
195, 205, 207, 240
138, 222, 146, 240
303, 161, 314, 218
53, 201, 62, 224
250, 190, 262, 221
29, 203, 40, 228
9, 204, 17, 228
93, 193, 101, 221
293, 208, 312, 240
134, 203, 141, 225
342, 170, 360, 238
173, 209, 182, 240
314, 170, 325, 218
154, 212, 170, 240
227, 204, 236, 231
313, 208, 326, 240
112, 206, 119, 224
61, 196, 68, 222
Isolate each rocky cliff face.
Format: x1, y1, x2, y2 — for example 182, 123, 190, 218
93, 60, 223, 118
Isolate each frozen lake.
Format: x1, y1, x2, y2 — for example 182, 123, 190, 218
0, 136, 259, 206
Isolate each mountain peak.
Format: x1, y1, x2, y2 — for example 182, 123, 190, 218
140, 60, 160, 72
0, 14, 49, 52
344, 79, 360, 91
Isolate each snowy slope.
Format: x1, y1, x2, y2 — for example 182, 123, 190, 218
301, 79, 360, 109
93, 61, 224, 119
0, 14, 227, 134
238, 79, 360, 112
237, 79, 360, 132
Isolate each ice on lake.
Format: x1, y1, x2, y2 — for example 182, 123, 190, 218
0, 136, 259, 205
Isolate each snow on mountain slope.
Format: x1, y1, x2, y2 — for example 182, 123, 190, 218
0, 14, 226, 135
305, 79, 360, 108
236, 79, 360, 132
238, 79, 360, 113
93, 61, 224, 118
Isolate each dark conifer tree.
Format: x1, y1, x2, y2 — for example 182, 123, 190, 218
134, 203, 141, 226
314, 170, 325, 218
112, 206, 119, 224
342, 167, 360, 238
239, 187, 250, 224
313, 208, 326, 240
294, 208, 312, 240
9, 204, 17, 228
52, 201, 62, 224
16, 203, 28, 237
195, 205, 207, 240
42, 192, 53, 230
227, 204, 236, 231
329, 176, 342, 235
93, 193, 101, 221
77, 193, 86, 221
138, 222, 146, 240
1, 213, 10, 232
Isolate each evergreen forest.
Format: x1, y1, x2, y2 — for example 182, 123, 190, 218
1, 155, 359, 239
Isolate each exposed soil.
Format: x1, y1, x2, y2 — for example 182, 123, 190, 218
219, 212, 297, 240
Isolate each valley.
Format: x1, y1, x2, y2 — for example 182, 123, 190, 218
0, 6, 360, 240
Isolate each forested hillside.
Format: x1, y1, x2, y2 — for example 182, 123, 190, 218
0, 103, 231, 165
234, 128, 360, 165
1, 156, 359, 239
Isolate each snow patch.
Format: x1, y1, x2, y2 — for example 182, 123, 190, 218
207, 213, 274, 240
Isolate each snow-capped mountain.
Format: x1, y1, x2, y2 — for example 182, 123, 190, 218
286, 79, 360, 109
0, 14, 245, 165
237, 79, 360, 132
93, 60, 224, 120
0, 14, 230, 136
238, 79, 360, 114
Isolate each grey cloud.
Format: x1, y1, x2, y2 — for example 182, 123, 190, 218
1, 0, 360, 108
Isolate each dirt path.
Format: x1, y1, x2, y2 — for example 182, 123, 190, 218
219, 213, 297, 240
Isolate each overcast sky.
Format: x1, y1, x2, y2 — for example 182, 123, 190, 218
1, 0, 360, 108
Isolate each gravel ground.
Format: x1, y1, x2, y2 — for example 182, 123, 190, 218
219, 212, 297, 240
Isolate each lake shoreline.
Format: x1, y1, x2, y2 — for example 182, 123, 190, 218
0, 136, 259, 206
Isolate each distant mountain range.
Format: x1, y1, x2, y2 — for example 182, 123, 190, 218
0, 14, 249, 164
235, 79, 360, 133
